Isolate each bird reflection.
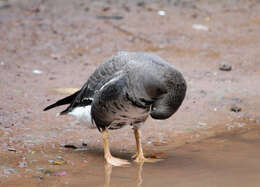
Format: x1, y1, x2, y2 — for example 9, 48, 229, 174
136, 162, 144, 187
104, 162, 144, 187
104, 163, 112, 187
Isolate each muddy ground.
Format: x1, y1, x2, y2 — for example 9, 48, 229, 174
0, 0, 260, 186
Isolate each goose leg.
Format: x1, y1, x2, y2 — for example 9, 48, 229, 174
101, 129, 130, 166
133, 128, 160, 163
133, 128, 145, 162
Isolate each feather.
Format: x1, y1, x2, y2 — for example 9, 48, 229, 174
43, 90, 80, 111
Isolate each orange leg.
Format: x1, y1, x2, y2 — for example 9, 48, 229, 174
133, 128, 160, 163
101, 129, 130, 166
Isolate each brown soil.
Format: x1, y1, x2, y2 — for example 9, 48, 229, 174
0, 0, 260, 186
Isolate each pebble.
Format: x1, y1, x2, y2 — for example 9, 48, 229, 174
102, 7, 110, 12
157, 10, 166, 16
231, 105, 242, 112
82, 142, 88, 146
137, 2, 145, 7
51, 54, 61, 60
32, 69, 42, 74
198, 122, 207, 126
219, 63, 232, 71
62, 144, 78, 149
7, 147, 16, 152
192, 24, 208, 31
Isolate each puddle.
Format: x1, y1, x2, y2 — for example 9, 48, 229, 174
1, 120, 260, 187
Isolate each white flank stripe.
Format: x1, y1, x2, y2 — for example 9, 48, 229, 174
68, 105, 95, 129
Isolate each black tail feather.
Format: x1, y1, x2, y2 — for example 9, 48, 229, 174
43, 90, 80, 111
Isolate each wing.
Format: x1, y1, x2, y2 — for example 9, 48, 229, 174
91, 73, 129, 131
59, 53, 130, 114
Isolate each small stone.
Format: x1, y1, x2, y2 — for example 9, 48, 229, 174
51, 54, 61, 60
157, 10, 166, 16
32, 69, 42, 74
219, 63, 232, 71
147, 141, 152, 145
63, 144, 78, 149
7, 147, 16, 152
231, 105, 242, 112
137, 2, 145, 7
198, 122, 207, 126
192, 24, 208, 31
102, 7, 110, 12
49, 77, 56, 80
145, 152, 168, 159
191, 13, 198, 19
82, 142, 88, 147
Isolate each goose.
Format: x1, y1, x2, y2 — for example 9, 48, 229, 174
44, 51, 187, 166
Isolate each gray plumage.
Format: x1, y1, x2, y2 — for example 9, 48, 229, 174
44, 51, 187, 131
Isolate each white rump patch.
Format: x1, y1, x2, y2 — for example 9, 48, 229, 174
68, 106, 95, 129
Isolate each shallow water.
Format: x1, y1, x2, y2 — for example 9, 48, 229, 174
1, 121, 260, 187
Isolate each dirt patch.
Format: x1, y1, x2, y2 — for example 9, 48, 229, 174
0, 0, 260, 186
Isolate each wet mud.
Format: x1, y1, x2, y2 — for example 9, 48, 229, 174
1, 119, 260, 187
0, 0, 260, 186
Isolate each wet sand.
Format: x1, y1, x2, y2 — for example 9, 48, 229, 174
0, 0, 260, 186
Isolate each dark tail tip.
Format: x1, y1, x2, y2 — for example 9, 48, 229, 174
43, 103, 58, 111
43, 90, 80, 112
